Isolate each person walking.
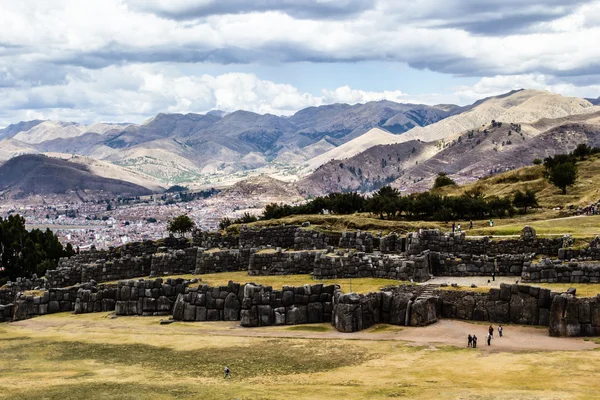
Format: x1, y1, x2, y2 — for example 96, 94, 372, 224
488, 325, 494, 338
472, 335, 477, 348
452, 222, 456, 233
487, 332, 492, 346
457, 223, 461, 232
469, 220, 473, 230
224, 366, 231, 379
498, 325, 503, 337
468, 334, 473, 348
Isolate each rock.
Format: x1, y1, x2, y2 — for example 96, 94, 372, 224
286, 305, 308, 325
567, 288, 577, 296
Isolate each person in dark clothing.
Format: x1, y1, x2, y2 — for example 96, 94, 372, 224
469, 220, 473, 230
472, 335, 477, 348
224, 366, 231, 379
488, 325, 494, 338
468, 334, 473, 348
487, 333, 492, 346
452, 222, 456, 233
498, 325, 503, 337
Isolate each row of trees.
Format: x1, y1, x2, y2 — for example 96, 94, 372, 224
255, 186, 539, 223
0, 215, 75, 284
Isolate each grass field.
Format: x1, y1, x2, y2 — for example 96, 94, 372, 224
1, 314, 600, 399
104, 271, 411, 294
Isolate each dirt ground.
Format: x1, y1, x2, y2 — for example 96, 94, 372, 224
9, 313, 597, 353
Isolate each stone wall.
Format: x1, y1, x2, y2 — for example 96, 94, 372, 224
248, 250, 324, 276
81, 255, 152, 283
558, 237, 600, 261
435, 283, 554, 326
406, 229, 563, 257
172, 281, 244, 322
194, 249, 249, 274
0, 304, 13, 322
115, 278, 188, 316
192, 230, 238, 249
12, 284, 98, 321
293, 229, 340, 250
522, 259, 600, 283
429, 252, 532, 277
0, 276, 45, 305
549, 294, 600, 336
240, 225, 300, 249
150, 248, 198, 276
379, 233, 406, 253
332, 285, 437, 332
313, 252, 430, 282
240, 283, 337, 327
74, 285, 118, 314
338, 231, 377, 252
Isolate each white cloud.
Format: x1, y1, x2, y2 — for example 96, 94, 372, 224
1, 0, 600, 125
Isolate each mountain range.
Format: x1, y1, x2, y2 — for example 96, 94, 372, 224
1, 89, 599, 200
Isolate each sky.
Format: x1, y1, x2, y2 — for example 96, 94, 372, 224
1, 0, 600, 127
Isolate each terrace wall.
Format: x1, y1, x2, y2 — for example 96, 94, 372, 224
522, 259, 600, 283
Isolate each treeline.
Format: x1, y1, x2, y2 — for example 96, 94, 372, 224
251, 186, 538, 223
0, 214, 75, 284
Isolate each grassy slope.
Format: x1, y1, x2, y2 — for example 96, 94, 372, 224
439, 154, 600, 209
232, 155, 600, 238
2, 314, 600, 399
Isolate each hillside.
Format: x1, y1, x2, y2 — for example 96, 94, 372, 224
0, 154, 154, 200
297, 139, 437, 195
398, 89, 599, 144
220, 175, 302, 201
0, 100, 454, 186
299, 93, 600, 195
1, 90, 599, 190
437, 154, 600, 209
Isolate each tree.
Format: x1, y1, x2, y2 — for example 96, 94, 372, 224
573, 143, 591, 161
0, 215, 74, 282
432, 172, 456, 189
548, 162, 578, 194
532, 158, 542, 165
167, 215, 195, 237
513, 190, 539, 214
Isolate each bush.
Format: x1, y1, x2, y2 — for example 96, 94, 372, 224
432, 172, 456, 189
167, 215, 195, 237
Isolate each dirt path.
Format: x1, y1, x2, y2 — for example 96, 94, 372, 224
10, 314, 598, 353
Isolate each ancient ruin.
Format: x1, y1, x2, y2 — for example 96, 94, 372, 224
2, 225, 600, 337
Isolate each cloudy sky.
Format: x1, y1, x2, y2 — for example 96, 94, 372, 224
1, 0, 600, 126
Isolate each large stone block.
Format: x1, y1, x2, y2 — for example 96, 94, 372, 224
509, 293, 539, 325
286, 305, 308, 325
307, 302, 324, 323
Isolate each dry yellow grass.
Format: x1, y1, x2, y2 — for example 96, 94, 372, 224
1, 314, 600, 399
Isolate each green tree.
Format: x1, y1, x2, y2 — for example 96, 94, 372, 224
0, 215, 73, 282
432, 172, 456, 189
573, 143, 591, 161
548, 163, 578, 194
532, 158, 542, 165
513, 190, 539, 214
167, 215, 195, 237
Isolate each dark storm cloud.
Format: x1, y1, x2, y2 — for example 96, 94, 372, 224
126, 0, 376, 20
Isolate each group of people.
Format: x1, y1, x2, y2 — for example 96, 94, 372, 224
468, 325, 503, 348
452, 220, 475, 233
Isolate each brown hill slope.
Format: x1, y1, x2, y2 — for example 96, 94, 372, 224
0, 154, 154, 200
